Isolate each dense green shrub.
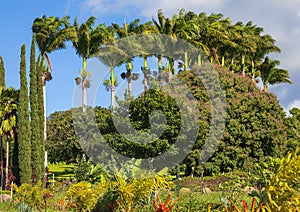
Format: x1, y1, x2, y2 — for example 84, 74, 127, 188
47, 66, 288, 176
181, 67, 287, 175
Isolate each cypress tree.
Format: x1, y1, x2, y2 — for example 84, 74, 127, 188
37, 57, 45, 179
17, 45, 32, 184
0, 55, 5, 88
30, 36, 42, 181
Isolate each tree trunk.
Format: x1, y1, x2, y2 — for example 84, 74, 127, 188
43, 82, 46, 170
127, 61, 132, 96
158, 55, 162, 72
251, 61, 255, 82
242, 55, 245, 77
0, 136, 3, 192
143, 76, 148, 91
110, 66, 115, 109
143, 56, 148, 70
128, 76, 132, 96
184, 52, 188, 71
143, 56, 149, 91
198, 55, 202, 67
82, 77, 87, 112
231, 59, 234, 73
5, 140, 8, 189
263, 84, 268, 92
82, 58, 87, 112
168, 58, 174, 74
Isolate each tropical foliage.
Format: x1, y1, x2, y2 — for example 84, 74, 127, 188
262, 149, 300, 211
46, 66, 289, 176
0, 8, 299, 212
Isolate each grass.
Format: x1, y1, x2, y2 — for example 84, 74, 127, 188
48, 162, 75, 181
0, 201, 18, 212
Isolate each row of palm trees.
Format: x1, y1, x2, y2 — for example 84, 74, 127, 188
30, 9, 292, 114
0, 9, 292, 187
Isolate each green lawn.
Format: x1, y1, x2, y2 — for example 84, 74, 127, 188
47, 162, 76, 181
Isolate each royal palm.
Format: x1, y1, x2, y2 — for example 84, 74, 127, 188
72, 16, 113, 111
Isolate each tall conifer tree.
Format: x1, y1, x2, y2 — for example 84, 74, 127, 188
30, 36, 42, 181
17, 45, 32, 184
0, 56, 5, 88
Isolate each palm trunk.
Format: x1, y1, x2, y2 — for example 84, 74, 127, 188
43, 83, 47, 169
242, 55, 245, 77
198, 55, 202, 67
263, 83, 268, 92
231, 59, 234, 73
251, 61, 255, 82
168, 58, 174, 74
127, 61, 132, 96
82, 79, 87, 112
158, 55, 162, 72
82, 58, 87, 112
252, 74, 255, 82
212, 48, 220, 65
5, 140, 8, 189
0, 136, 3, 191
110, 66, 115, 109
166, 58, 174, 82
143, 56, 148, 91
184, 52, 188, 71
143, 56, 148, 70
143, 76, 148, 91
128, 77, 132, 96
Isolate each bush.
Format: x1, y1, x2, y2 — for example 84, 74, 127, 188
262, 149, 300, 211
13, 182, 54, 212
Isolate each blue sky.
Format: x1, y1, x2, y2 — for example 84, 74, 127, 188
1, 0, 300, 116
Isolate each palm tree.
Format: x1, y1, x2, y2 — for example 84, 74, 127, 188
32, 15, 73, 140
152, 9, 175, 73
32, 15, 73, 79
229, 21, 263, 76
72, 16, 113, 112
103, 66, 119, 108
120, 63, 139, 97
0, 86, 18, 189
152, 9, 180, 84
98, 44, 126, 109
172, 10, 200, 71
259, 57, 292, 92
248, 33, 281, 81
192, 12, 237, 66
112, 19, 143, 96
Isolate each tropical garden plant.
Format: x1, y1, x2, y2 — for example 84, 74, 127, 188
0, 8, 299, 212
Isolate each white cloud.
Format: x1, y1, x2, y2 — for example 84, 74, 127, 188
65, 0, 73, 15
289, 99, 300, 109
81, 0, 224, 17
139, 0, 224, 17
285, 99, 300, 115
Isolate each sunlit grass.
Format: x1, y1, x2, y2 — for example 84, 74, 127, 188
47, 162, 76, 181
